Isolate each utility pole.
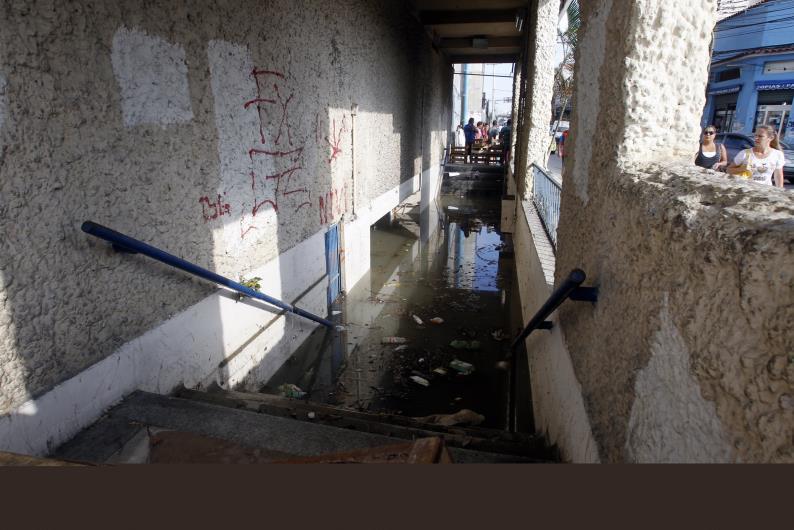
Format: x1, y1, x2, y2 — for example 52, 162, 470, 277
460, 64, 469, 124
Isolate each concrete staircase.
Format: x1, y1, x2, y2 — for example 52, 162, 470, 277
51, 389, 557, 464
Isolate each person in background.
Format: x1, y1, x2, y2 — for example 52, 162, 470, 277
694, 125, 727, 171
488, 120, 500, 144
455, 122, 465, 148
499, 119, 512, 164
558, 129, 569, 159
463, 118, 477, 163
475, 121, 483, 140
726, 124, 785, 188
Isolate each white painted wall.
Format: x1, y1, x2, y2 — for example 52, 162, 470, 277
515, 200, 600, 463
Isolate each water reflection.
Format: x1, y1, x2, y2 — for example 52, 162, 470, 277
262, 193, 515, 428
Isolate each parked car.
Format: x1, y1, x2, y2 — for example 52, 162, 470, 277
715, 132, 793, 184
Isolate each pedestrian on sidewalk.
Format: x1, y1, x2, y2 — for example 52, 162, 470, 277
499, 119, 512, 165
694, 125, 727, 171
726, 125, 785, 187
463, 118, 477, 163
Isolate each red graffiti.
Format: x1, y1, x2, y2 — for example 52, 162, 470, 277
246, 69, 287, 144
295, 201, 312, 213
324, 117, 347, 164
273, 84, 294, 146
199, 194, 231, 221
318, 184, 348, 225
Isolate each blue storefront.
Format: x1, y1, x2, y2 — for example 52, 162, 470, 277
702, 0, 794, 143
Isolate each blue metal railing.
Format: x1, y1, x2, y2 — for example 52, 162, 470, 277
81, 221, 334, 328
532, 164, 562, 248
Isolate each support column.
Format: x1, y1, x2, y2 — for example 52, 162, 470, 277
513, 0, 558, 199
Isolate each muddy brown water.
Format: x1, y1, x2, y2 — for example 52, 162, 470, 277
262, 194, 531, 431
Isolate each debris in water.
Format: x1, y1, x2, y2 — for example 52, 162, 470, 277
307, 412, 316, 419
418, 358, 425, 364
495, 361, 510, 371
449, 359, 475, 375
429, 317, 444, 325
382, 337, 409, 344
394, 345, 409, 352
278, 384, 307, 399
449, 340, 481, 350
409, 375, 430, 387
412, 314, 424, 325
433, 367, 448, 376
447, 206, 459, 211
413, 409, 485, 427
491, 328, 506, 341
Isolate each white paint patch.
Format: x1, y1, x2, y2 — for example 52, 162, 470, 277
111, 26, 194, 128
626, 296, 733, 463
571, 0, 612, 204
0, 229, 327, 456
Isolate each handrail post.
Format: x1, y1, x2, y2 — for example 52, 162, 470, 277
81, 221, 334, 328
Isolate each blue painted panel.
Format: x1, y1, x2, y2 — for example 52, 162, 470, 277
325, 224, 341, 305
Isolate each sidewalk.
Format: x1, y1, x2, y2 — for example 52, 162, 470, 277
546, 153, 563, 181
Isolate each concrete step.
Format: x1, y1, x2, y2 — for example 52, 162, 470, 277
52, 391, 551, 464
175, 387, 556, 460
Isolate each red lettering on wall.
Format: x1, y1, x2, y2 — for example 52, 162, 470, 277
199, 194, 231, 222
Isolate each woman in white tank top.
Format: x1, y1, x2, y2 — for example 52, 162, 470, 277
726, 125, 785, 188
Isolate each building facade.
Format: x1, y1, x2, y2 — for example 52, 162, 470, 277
703, 0, 794, 142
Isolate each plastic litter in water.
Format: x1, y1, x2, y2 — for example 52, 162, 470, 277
382, 336, 409, 344
410, 375, 430, 387
449, 359, 475, 375
429, 317, 444, 325
433, 367, 448, 376
412, 314, 424, 325
449, 340, 481, 350
278, 383, 307, 399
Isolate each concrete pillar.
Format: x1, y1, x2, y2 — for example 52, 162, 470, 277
513, 0, 558, 199
552, 1, 794, 462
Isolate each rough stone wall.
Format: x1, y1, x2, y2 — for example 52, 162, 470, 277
512, 0, 556, 198
0, 0, 447, 414
556, 0, 794, 462
522, 0, 557, 184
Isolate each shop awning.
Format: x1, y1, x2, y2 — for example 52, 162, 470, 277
755, 79, 794, 91
708, 84, 742, 95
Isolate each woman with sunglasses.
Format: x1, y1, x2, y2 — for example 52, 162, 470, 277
695, 126, 728, 171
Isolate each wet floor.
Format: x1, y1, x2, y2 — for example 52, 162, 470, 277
263, 191, 528, 431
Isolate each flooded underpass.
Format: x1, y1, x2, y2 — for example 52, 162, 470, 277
263, 186, 534, 433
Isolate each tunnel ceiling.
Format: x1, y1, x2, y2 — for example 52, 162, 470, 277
409, 0, 528, 63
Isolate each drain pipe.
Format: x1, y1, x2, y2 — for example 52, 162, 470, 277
350, 103, 358, 218
460, 64, 469, 124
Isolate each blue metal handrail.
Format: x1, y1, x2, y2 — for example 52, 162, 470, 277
81, 221, 334, 328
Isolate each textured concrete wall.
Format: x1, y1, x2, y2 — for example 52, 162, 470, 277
512, 0, 557, 198
0, 0, 448, 416
555, 0, 794, 462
